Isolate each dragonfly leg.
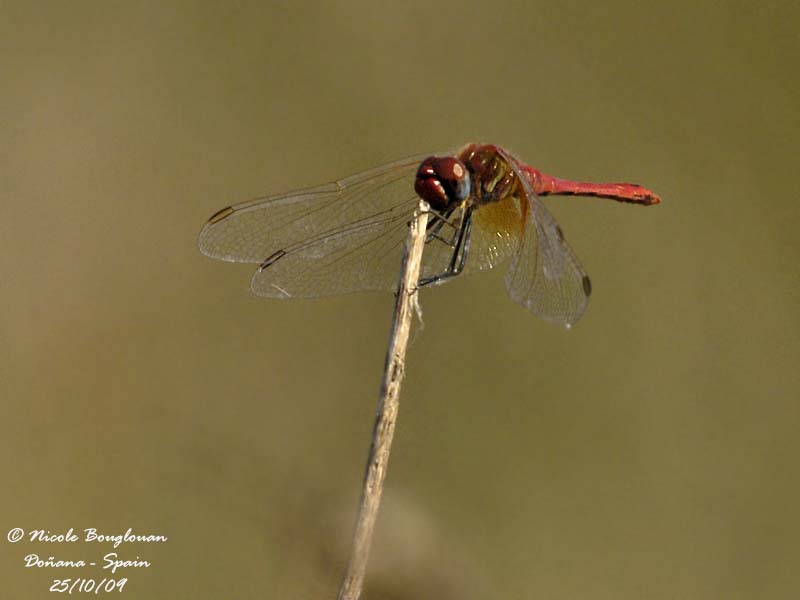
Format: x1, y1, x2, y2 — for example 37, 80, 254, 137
419, 208, 473, 287
425, 217, 452, 246
424, 206, 462, 247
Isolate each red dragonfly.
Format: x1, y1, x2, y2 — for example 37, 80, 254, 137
199, 143, 660, 328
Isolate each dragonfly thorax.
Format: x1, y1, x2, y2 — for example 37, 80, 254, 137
460, 144, 522, 207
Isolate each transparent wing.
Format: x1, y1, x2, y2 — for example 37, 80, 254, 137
199, 154, 436, 298
466, 197, 524, 272
199, 154, 429, 263
248, 203, 497, 299
250, 210, 415, 297
502, 156, 592, 328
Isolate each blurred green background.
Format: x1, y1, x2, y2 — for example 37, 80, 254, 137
2, 1, 798, 598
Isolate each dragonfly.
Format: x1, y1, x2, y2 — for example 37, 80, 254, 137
198, 143, 660, 328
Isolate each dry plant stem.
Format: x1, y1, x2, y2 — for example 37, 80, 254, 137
337, 200, 431, 600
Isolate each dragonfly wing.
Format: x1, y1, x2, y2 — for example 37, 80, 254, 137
198, 154, 428, 264
502, 157, 591, 327
464, 196, 524, 273
250, 209, 413, 297
199, 154, 435, 298
250, 200, 496, 298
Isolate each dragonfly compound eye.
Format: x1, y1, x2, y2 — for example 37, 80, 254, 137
414, 156, 472, 211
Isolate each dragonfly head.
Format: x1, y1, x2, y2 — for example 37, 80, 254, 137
414, 156, 471, 211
